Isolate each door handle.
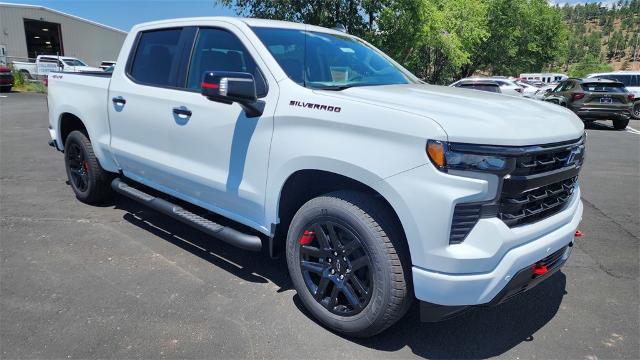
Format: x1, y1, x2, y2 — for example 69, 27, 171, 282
112, 96, 126, 106
172, 107, 192, 118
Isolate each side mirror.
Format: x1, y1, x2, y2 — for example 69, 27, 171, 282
201, 71, 265, 118
545, 88, 552, 93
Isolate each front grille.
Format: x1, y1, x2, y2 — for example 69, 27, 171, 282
497, 136, 584, 228
512, 149, 574, 176
499, 177, 577, 227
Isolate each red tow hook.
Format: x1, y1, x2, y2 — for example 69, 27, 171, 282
299, 230, 315, 245
575, 230, 584, 237
532, 262, 548, 276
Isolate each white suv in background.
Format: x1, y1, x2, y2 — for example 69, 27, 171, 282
450, 77, 523, 96
586, 71, 640, 119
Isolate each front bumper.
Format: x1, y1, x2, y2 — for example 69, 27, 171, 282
412, 193, 581, 307
420, 242, 572, 321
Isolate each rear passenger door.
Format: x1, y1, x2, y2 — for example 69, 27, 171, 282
108, 27, 196, 192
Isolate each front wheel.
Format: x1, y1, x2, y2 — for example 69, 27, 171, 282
286, 191, 412, 337
64, 130, 113, 204
633, 102, 640, 120
612, 118, 629, 130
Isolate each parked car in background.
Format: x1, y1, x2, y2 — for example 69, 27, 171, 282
450, 79, 502, 93
533, 83, 559, 100
0, 65, 14, 91
12, 55, 102, 79
586, 71, 640, 119
99, 61, 116, 70
544, 78, 634, 129
450, 77, 523, 96
515, 80, 539, 98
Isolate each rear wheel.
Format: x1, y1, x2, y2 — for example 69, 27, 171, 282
64, 130, 113, 204
286, 191, 412, 337
612, 118, 629, 130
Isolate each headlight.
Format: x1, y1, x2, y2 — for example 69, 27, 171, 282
427, 140, 508, 172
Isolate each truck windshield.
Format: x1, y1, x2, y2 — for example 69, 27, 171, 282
63, 59, 87, 67
251, 27, 418, 90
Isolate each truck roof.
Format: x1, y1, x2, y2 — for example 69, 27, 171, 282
131, 16, 351, 37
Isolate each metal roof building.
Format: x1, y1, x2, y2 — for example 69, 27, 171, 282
0, 2, 127, 67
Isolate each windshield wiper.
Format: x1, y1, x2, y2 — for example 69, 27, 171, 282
310, 83, 390, 91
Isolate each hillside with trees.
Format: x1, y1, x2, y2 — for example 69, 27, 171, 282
560, 1, 640, 76
218, 0, 639, 83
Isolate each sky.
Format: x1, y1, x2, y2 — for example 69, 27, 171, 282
0, 0, 618, 32
0, 0, 236, 32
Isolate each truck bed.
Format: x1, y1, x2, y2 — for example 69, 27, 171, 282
47, 71, 115, 172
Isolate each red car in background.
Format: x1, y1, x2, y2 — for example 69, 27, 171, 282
0, 65, 14, 92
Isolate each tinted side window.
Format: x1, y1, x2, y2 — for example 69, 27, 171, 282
130, 29, 182, 86
186, 28, 267, 96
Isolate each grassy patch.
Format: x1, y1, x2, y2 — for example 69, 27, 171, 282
12, 81, 47, 94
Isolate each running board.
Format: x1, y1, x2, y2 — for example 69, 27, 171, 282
111, 178, 262, 252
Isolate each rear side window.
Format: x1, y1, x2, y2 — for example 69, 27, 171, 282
458, 83, 500, 93
581, 82, 627, 93
130, 29, 182, 86
186, 28, 267, 96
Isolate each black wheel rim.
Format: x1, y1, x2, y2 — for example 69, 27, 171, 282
634, 103, 640, 117
298, 221, 373, 316
66, 142, 89, 192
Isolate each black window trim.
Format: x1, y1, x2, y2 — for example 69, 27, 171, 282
125, 26, 197, 91
180, 26, 270, 98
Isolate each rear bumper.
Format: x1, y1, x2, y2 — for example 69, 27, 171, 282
574, 107, 632, 120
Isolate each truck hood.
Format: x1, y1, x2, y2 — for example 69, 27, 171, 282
327, 84, 584, 145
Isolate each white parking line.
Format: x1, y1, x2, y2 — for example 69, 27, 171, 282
625, 126, 640, 135
0, 95, 7, 98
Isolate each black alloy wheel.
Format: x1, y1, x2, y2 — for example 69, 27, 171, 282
66, 142, 90, 193
298, 221, 373, 316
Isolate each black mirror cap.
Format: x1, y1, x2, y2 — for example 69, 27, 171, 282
201, 71, 257, 104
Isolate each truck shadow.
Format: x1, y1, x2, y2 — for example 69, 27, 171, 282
346, 272, 566, 359
113, 196, 292, 291
113, 195, 566, 358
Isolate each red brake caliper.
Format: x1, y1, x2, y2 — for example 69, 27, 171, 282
82, 161, 89, 173
299, 230, 315, 245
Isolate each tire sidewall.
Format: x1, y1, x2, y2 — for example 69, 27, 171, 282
286, 196, 395, 335
64, 131, 94, 202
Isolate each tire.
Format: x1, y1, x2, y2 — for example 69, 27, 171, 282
612, 118, 629, 130
633, 102, 640, 120
64, 130, 113, 204
286, 191, 412, 337
19, 70, 32, 80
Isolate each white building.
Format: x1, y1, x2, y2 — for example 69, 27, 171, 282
0, 3, 127, 67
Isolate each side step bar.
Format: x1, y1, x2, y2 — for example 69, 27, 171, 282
111, 178, 262, 252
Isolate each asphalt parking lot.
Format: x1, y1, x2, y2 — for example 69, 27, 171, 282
1, 92, 638, 359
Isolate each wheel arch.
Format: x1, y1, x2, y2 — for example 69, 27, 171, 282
269, 166, 410, 260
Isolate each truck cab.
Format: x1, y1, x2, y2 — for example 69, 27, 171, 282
47, 17, 585, 337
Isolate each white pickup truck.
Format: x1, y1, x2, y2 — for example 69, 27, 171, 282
47, 17, 585, 337
13, 55, 101, 79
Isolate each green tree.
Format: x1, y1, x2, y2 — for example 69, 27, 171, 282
471, 0, 568, 75
374, 0, 488, 83
567, 54, 613, 77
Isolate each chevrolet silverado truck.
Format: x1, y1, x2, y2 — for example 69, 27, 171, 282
47, 17, 585, 337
